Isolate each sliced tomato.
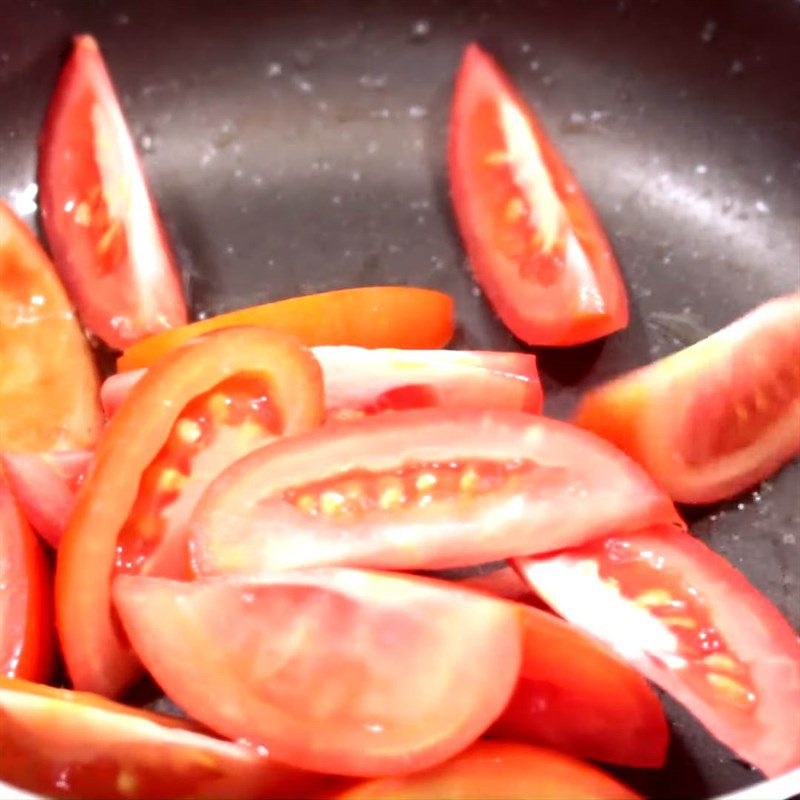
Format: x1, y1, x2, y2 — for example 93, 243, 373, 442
575, 293, 800, 504
490, 604, 668, 767
516, 526, 800, 776
1, 450, 92, 548
117, 287, 455, 371
448, 45, 628, 346
335, 740, 640, 800
189, 409, 681, 578
317, 347, 542, 417
113, 569, 522, 777
39, 35, 187, 349
0, 475, 53, 682
56, 327, 324, 697
0, 677, 326, 800
0, 201, 102, 451
104, 348, 542, 420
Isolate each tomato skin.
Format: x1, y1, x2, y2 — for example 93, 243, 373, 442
0, 677, 326, 800
56, 327, 324, 697
190, 409, 681, 578
1, 450, 92, 548
448, 45, 628, 346
118, 287, 455, 371
103, 348, 542, 420
517, 526, 800, 777
490, 604, 668, 767
113, 569, 523, 778
0, 476, 53, 682
575, 293, 800, 504
335, 740, 640, 800
39, 36, 187, 349
0, 202, 102, 452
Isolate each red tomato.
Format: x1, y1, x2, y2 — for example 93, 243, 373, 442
575, 293, 800, 504
490, 605, 668, 767
39, 35, 187, 349
0, 677, 326, 800
517, 526, 800, 776
317, 347, 542, 417
0, 201, 102, 451
118, 287, 454, 370
102, 348, 543, 420
448, 45, 628, 346
1, 450, 92, 547
56, 328, 324, 697
112, 569, 523, 777
189, 409, 681, 577
0, 476, 53, 681
335, 740, 640, 800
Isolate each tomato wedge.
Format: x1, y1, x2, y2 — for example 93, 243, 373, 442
117, 287, 455, 371
516, 526, 800, 776
317, 347, 542, 417
39, 35, 187, 349
113, 569, 523, 777
0, 475, 53, 681
1, 450, 92, 547
490, 604, 668, 767
0, 201, 101, 451
56, 327, 324, 697
0, 677, 326, 800
449, 45, 628, 346
104, 348, 542, 420
336, 740, 640, 800
575, 293, 800, 504
189, 409, 681, 577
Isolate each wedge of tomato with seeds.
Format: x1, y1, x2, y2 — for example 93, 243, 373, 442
39, 36, 187, 349
490, 604, 668, 767
118, 286, 455, 370
0, 201, 102, 452
516, 525, 800, 776
113, 569, 523, 777
1, 450, 92, 547
336, 740, 640, 800
575, 292, 800, 504
449, 45, 628, 345
56, 327, 324, 697
0, 677, 326, 800
0, 476, 53, 682
190, 409, 681, 578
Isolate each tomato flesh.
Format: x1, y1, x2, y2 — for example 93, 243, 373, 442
0, 201, 102, 452
1, 450, 92, 548
490, 605, 668, 767
575, 292, 800, 503
56, 328, 324, 697
0, 677, 325, 800
39, 36, 186, 349
448, 45, 628, 345
336, 740, 640, 800
116, 374, 281, 579
517, 526, 800, 776
118, 287, 455, 371
0, 476, 53, 682
113, 569, 522, 777
190, 409, 681, 577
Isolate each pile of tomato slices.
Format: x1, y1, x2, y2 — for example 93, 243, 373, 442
1, 32, 799, 800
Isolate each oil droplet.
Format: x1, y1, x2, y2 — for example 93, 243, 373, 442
700, 19, 718, 43
729, 59, 745, 76
410, 19, 431, 41
359, 74, 388, 89
408, 105, 428, 119
266, 62, 283, 78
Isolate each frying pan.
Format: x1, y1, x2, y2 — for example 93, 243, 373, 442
1, 1, 798, 798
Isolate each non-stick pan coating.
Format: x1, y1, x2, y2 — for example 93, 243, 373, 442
1, 1, 798, 797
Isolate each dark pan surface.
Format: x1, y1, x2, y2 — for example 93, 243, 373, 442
1, 1, 798, 797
